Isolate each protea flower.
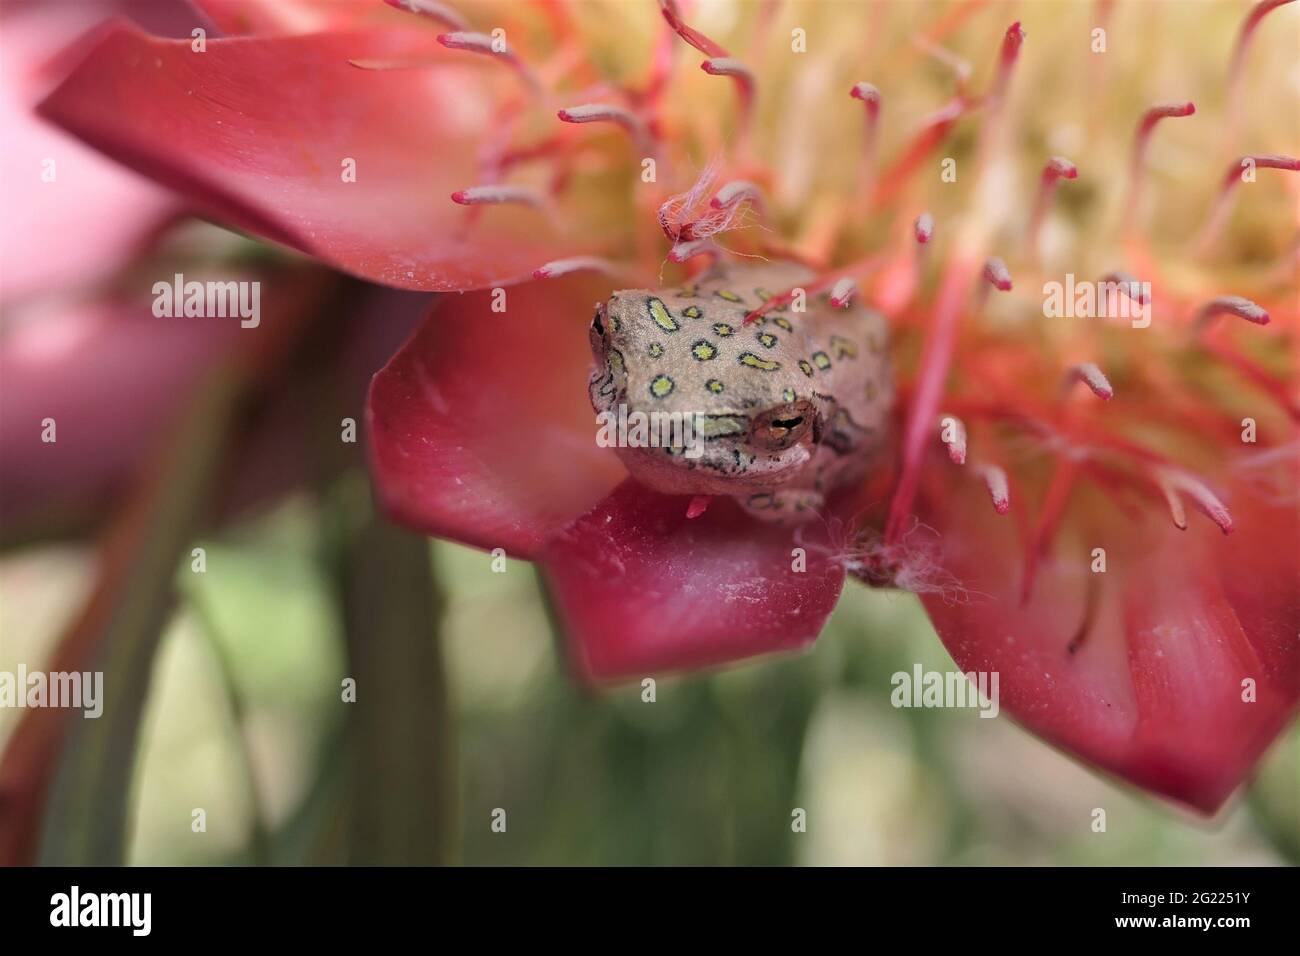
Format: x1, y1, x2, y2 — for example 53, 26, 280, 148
31, 0, 1298, 817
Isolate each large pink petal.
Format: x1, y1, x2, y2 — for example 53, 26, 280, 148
0, 297, 245, 534
190, 0, 361, 35
0, 2, 182, 304
38, 22, 584, 292
366, 276, 625, 558
913, 455, 1299, 814
540, 480, 848, 682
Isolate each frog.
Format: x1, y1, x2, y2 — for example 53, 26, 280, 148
587, 260, 892, 522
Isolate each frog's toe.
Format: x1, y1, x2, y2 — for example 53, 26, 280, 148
736, 489, 824, 523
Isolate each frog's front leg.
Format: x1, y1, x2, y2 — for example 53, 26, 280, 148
736, 487, 825, 523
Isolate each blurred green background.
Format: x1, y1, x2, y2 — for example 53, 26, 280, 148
3, 485, 1295, 866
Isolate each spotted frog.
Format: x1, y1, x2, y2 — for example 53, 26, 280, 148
588, 261, 892, 521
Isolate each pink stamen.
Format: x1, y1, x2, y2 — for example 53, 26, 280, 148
1227, 1, 1297, 118
450, 184, 543, 206
1155, 468, 1234, 534
532, 256, 618, 279
1195, 295, 1270, 330
850, 82, 881, 117
914, 38, 972, 92
686, 495, 713, 519
914, 213, 934, 244
437, 31, 539, 90
829, 278, 858, 309
1098, 271, 1149, 305
1156, 474, 1189, 530
742, 256, 882, 325
383, 0, 468, 30
1063, 363, 1113, 401
657, 0, 729, 58
977, 464, 1011, 514
1125, 100, 1195, 231
667, 239, 716, 263
850, 83, 883, 199
710, 179, 763, 211
873, 97, 970, 204
659, 163, 751, 244
885, 254, 979, 544
1020, 459, 1078, 605
1199, 339, 1300, 422
1196, 155, 1299, 253
557, 104, 652, 149
1026, 156, 1078, 257
938, 414, 967, 464
990, 22, 1025, 103
982, 257, 1012, 291
700, 58, 755, 129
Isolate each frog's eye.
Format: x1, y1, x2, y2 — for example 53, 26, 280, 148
749, 400, 819, 451
589, 303, 611, 354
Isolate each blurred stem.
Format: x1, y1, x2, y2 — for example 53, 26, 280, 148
185, 584, 272, 866
321, 476, 454, 865
1246, 728, 1300, 864
531, 565, 584, 688
290, 279, 455, 866
34, 369, 247, 865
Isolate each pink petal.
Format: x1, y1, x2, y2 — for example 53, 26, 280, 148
190, 0, 362, 35
912, 461, 1299, 813
366, 276, 625, 558
540, 480, 847, 682
38, 23, 584, 292
0, 296, 245, 531
0, 4, 179, 304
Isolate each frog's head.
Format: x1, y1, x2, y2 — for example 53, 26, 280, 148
587, 288, 823, 495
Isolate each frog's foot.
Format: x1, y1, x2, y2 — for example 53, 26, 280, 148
736, 488, 825, 523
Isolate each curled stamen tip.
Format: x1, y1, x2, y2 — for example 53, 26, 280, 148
938, 414, 967, 465
686, 495, 712, 519
1045, 156, 1078, 180
1066, 362, 1113, 400
1160, 469, 1234, 534
983, 257, 1013, 291
532, 257, 614, 279
1163, 487, 1189, 529
1099, 271, 1148, 305
450, 185, 541, 206
979, 465, 1010, 514
914, 213, 934, 244
711, 180, 762, 209
701, 57, 751, 79
1000, 21, 1025, 65
557, 103, 637, 126
668, 239, 713, 263
850, 82, 881, 112
829, 277, 858, 309
1153, 101, 1196, 118
437, 31, 495, 52
1198, 295, 1270, 326
1223, 155, 1300, 186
